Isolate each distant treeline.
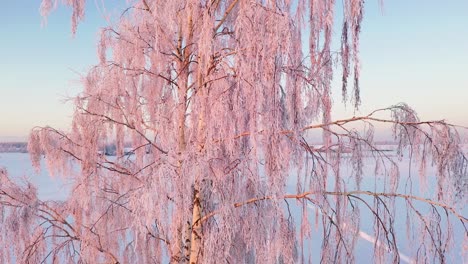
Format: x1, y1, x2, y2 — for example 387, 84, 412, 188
0, 142, 28, 153
0, 141, 399, 154
0, 142, 136, 156
0, 141, 146, 157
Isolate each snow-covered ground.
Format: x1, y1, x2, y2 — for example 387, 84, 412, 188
0, 152, 69, 200
0, 149, 466, 263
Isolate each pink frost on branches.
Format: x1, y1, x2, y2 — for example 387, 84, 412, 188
0, 0, 466, 263
40, 0, 86, 34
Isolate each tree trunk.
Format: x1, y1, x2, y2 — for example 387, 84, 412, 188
175, 6, 197, 262
189, 188, 202, 263
189, 35, 206, 263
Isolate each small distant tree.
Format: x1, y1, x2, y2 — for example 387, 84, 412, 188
0, 0, 466, 263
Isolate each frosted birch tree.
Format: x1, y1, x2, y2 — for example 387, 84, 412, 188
0, 0, 466, 263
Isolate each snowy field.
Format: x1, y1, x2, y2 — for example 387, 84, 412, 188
0, 147, 466, 263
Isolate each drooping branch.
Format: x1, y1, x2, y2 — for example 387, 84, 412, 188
219, 105, 466, 143
199, 190, 468, 225
214, 0, 240, 32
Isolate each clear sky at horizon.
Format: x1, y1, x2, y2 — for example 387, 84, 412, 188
0, 1, 467, 142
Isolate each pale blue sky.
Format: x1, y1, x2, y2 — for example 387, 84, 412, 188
0, 1, 467, 141
0, 1, 108, 141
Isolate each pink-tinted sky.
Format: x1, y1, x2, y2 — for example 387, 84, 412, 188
0, 1, 467, 141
